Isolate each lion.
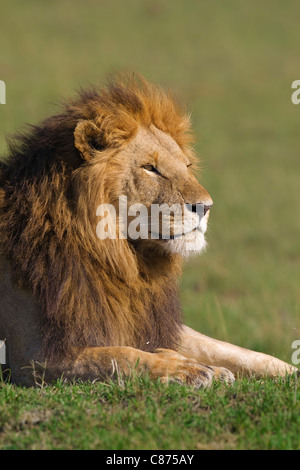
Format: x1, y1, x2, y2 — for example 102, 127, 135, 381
0, 75, 296, 387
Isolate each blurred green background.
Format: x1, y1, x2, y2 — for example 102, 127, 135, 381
0, 0, 299, 363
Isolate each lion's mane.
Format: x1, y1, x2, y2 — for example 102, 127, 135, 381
0, 76, 194, 362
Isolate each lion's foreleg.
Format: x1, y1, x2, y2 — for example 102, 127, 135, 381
48, 346, 234, 387
60, 346, 154, 382
178, 325, 296, 378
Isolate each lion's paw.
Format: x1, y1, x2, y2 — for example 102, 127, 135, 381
153, 348, 235, 388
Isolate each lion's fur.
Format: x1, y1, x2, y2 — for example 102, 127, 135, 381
0, 75, 198, 364
0, 75, 296, 385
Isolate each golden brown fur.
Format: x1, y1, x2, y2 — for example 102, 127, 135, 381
0, 75, 295, 386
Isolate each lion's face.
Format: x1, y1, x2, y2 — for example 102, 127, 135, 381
109, 125, 213, 257
73, 78, 213, 257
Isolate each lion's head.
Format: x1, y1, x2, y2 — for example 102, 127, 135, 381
73, 76, 213, 257
0, 75, 212, 360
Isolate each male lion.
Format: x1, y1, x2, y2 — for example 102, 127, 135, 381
0, 75, 295, 386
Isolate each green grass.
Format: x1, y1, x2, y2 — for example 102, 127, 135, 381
1, 0, 300, 450
0, 374, 299, 450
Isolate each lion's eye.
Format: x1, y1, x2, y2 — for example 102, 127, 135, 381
187, 163, 193, 168
143, 164, 156, 171
143, 164, 160, 175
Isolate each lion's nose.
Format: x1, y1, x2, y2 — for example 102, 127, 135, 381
203, 203, 213, 216
190, 202, 213, 215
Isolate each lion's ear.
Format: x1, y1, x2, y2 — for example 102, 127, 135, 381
74, 120, 106, 161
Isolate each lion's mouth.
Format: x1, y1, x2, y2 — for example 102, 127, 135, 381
167, 208, 210, 240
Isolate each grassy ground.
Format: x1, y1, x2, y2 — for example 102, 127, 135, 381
1, 375, 299, 450
0, 0, 300, 450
